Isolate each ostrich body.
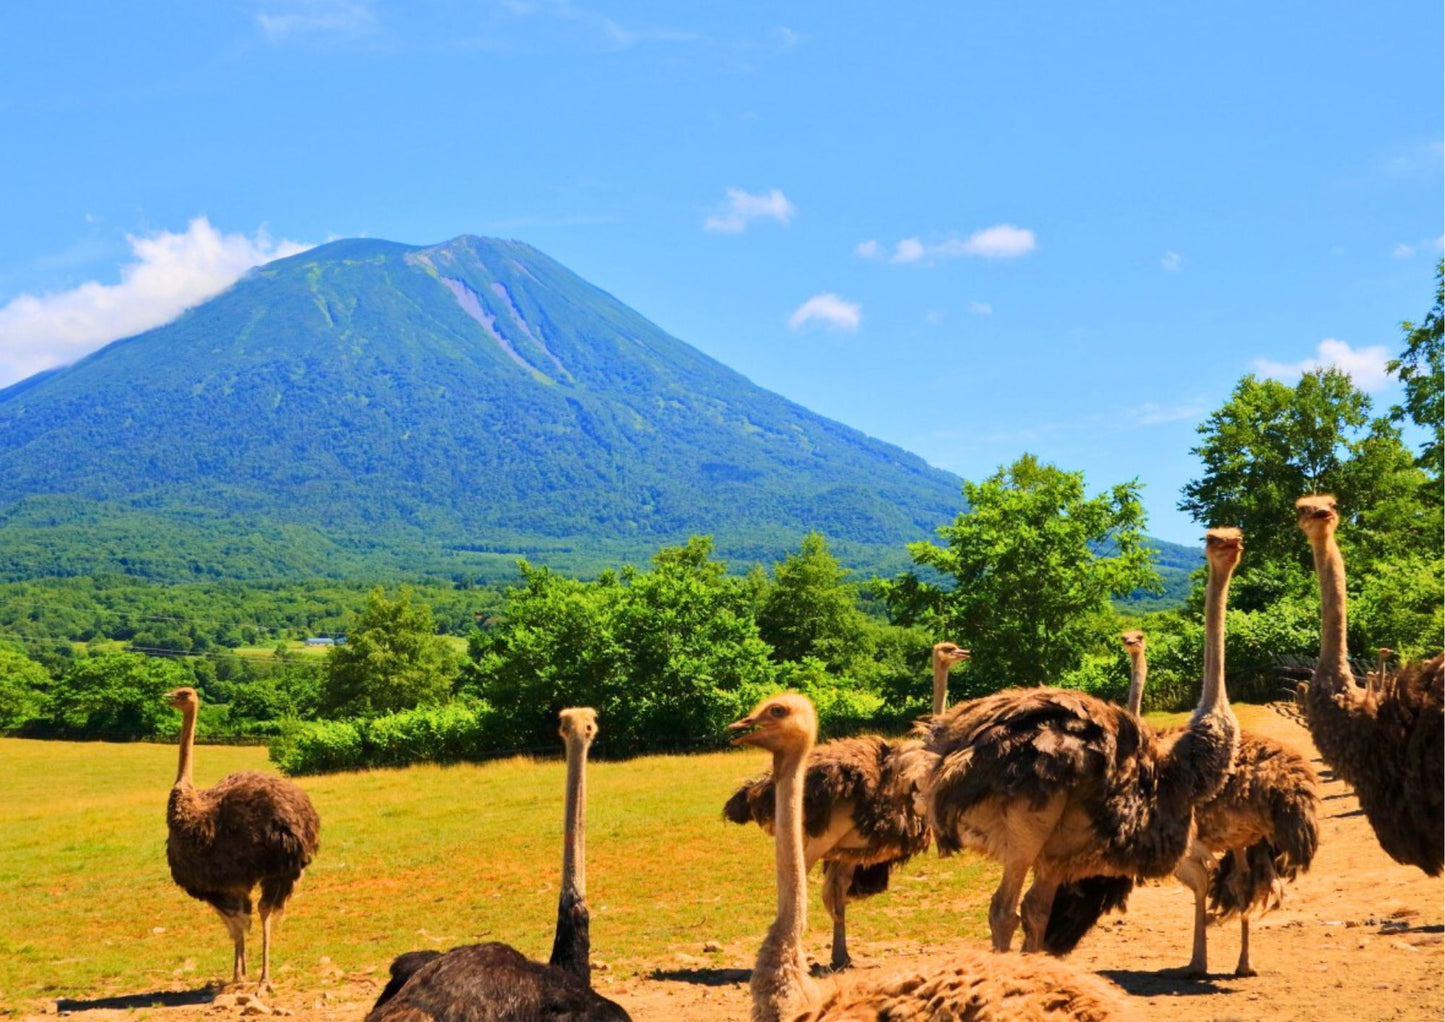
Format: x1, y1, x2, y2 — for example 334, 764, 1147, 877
908, 530, 1244, 954
164, 687, 320, 991
723, 642, 969, 968
730, 693, 1129, 1022
1297, 495, 1444, 876
1048, 631, 1320, 975
368, 708, 630, 1022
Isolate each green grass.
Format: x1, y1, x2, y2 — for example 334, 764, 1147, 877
0, 705, 1230, 1013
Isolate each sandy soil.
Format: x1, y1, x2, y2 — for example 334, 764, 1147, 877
26, 706, 1442, 1021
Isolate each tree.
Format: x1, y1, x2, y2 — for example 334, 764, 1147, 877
756, 533, 867, 672
1388, 259, 1443, 490
47, 652, 190, 735
0, 649, 49, 730
1178, 369, 1428, 607
886, 454, 1159, 690
320, 587, 458, 716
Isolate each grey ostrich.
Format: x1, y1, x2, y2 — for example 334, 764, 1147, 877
368, 708, 630, 1022
723, 641, 969, 968
164, 687, 320, 992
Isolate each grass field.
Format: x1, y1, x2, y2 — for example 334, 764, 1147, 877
0, 708, 1204, 1014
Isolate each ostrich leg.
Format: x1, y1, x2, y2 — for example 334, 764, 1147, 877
820, 861, 856, 969
1232, 850, 1257, 977
1173, 843, 1210, 977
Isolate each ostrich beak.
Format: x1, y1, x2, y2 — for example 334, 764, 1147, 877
727, 715, 762, 746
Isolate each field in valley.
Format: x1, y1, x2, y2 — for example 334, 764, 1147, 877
1, 704, 1440, 1020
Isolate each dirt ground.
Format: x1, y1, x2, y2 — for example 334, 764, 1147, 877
26, 706, 1442, 1021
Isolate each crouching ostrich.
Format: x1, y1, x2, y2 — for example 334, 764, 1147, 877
164, 687, 320, 992
1297, 495, 1444, 876
908, 529, 1244, 954
732, 692, 1129, 1022
1047, 630, 1320, 977
723, 641, 970, 969
368, 708, 630, 1022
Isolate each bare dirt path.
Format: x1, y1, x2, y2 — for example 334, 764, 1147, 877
22, 707, 1441, 1021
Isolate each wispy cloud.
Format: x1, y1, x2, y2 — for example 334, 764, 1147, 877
968, 301, 993, 316
473, 0, 700, 52
1377, 139, 1445, 180
880, 224, 1037, 265
1161, 250, 1182, 272
1255, 338, 1394, 393
0, 218, 309, 388
1391, 235, 1444, 259
788, 293, 860, 332
854, 239, 880, 259
705, 188, 795, 233
255, 0, 378, 41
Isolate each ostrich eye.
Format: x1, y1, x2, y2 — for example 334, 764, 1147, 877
769, 705, 787, 718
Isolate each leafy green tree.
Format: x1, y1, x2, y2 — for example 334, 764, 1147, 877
1179, 369, 1429, 608
756, 533, 868, 672
0, 649, 50, 729
886, 454, 1159, 690
320, 587, 458, 716
47, 652, 189, 735
1388, 259, 1443, 490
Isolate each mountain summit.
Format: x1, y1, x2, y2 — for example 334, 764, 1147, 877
0, 236, 964, 580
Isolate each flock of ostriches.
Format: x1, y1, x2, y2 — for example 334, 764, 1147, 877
161, 497, 1443, 1021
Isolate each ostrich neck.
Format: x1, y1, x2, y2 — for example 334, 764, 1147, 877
174, 706, 197, 788
1125, 653, 1146, 716
560, 735, 589, 899
1198, 559, 1233, 717
752, 740, 814, 1022
931, 657, 950, 716
1309, 532, 1352, 690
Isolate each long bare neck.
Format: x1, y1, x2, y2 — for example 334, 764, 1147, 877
1198, 560, 1233, 718
174, 707, 196, 788
1308, 531, 1352, 690
1125, 652, 1146, 716
931, 656, 950, 716
560, 736, 588, 898
752, 740, 815, 1022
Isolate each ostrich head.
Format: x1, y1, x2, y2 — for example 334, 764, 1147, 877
558, 707, 599, 745
932, 642, 971, 669
728, 693, 817, 753
165, 687, 200, 711
1295, 494, 1339, 539
1120, 630, 1146, 655
1204, 526, 1244, 572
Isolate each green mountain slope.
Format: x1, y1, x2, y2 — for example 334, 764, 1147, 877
0, 236, 969, 581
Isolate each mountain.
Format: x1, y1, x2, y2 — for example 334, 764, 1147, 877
0, 236, 971, 582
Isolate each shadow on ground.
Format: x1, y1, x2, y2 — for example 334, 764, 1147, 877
1098, 969, 1231, 998
57, 987, 218, 1012
650, 966, 750, 987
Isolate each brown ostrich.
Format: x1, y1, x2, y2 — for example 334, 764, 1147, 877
730, 692, 1129, 1022
1053, 630, 1320, 975
723, 642, 970, 969
1367, 646, 1395, 700
368, 708, 630, 1022
1296, 494, 1444, 876
164, 687, 320, 992
908, 529, 1244, 954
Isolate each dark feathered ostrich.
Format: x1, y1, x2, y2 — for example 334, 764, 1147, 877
368, 708, 630, 1022
1047, 631, 1320, 976
731, 693, 1129, 1022
164, 687, 320, 992
722, 641, 970, 969
907, 529, 1243, 954
1297, 495, 1444, 876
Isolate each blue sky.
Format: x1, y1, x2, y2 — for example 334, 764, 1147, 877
1, 1, 1439, 543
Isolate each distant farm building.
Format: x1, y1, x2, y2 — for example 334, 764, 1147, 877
303, 636, 345, 646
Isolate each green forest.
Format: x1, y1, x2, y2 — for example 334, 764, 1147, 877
1, 267, 1439, 775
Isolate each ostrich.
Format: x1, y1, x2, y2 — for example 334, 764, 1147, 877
723, 641, 970, 969
164, 687, 320, 992
1367, 647, 1395, 700
368, 708, 631, 1022
1296, 494, 1444, 876
730, 692, 1128, 1022
908, 528, 1244, 954
1049, 630, 1320, 976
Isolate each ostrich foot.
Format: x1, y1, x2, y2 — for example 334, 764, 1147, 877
1235, 963, 1257, 978
828, 953, 853, 972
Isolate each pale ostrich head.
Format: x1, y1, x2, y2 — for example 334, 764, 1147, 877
728, 693, 817, 753
558, 707, 599, 744
1204, 527, 1244, 572
932, 642, 971, 668
165, 687, 200, 711
1120, 630, 1146, 656
1295, 494, 1339, 539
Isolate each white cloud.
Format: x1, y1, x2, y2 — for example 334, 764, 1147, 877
887, 224, 1036, 264
0, 218, 310, 388
968, 301, 993, 315
854, 239, 881, 259
788, 293, 860, 332
704, 187, 795, 233
1161, 250, 1182, 272
1255, 338, 1394, 393
1393, 242, 1416, 259
256, 0, 378, 40
1392, 236, 1444, 259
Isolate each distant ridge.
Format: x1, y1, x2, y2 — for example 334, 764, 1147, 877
0, 235, 972, 581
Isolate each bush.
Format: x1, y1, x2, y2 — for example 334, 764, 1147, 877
269, 702, 502, 775
270, 719, 366, 775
